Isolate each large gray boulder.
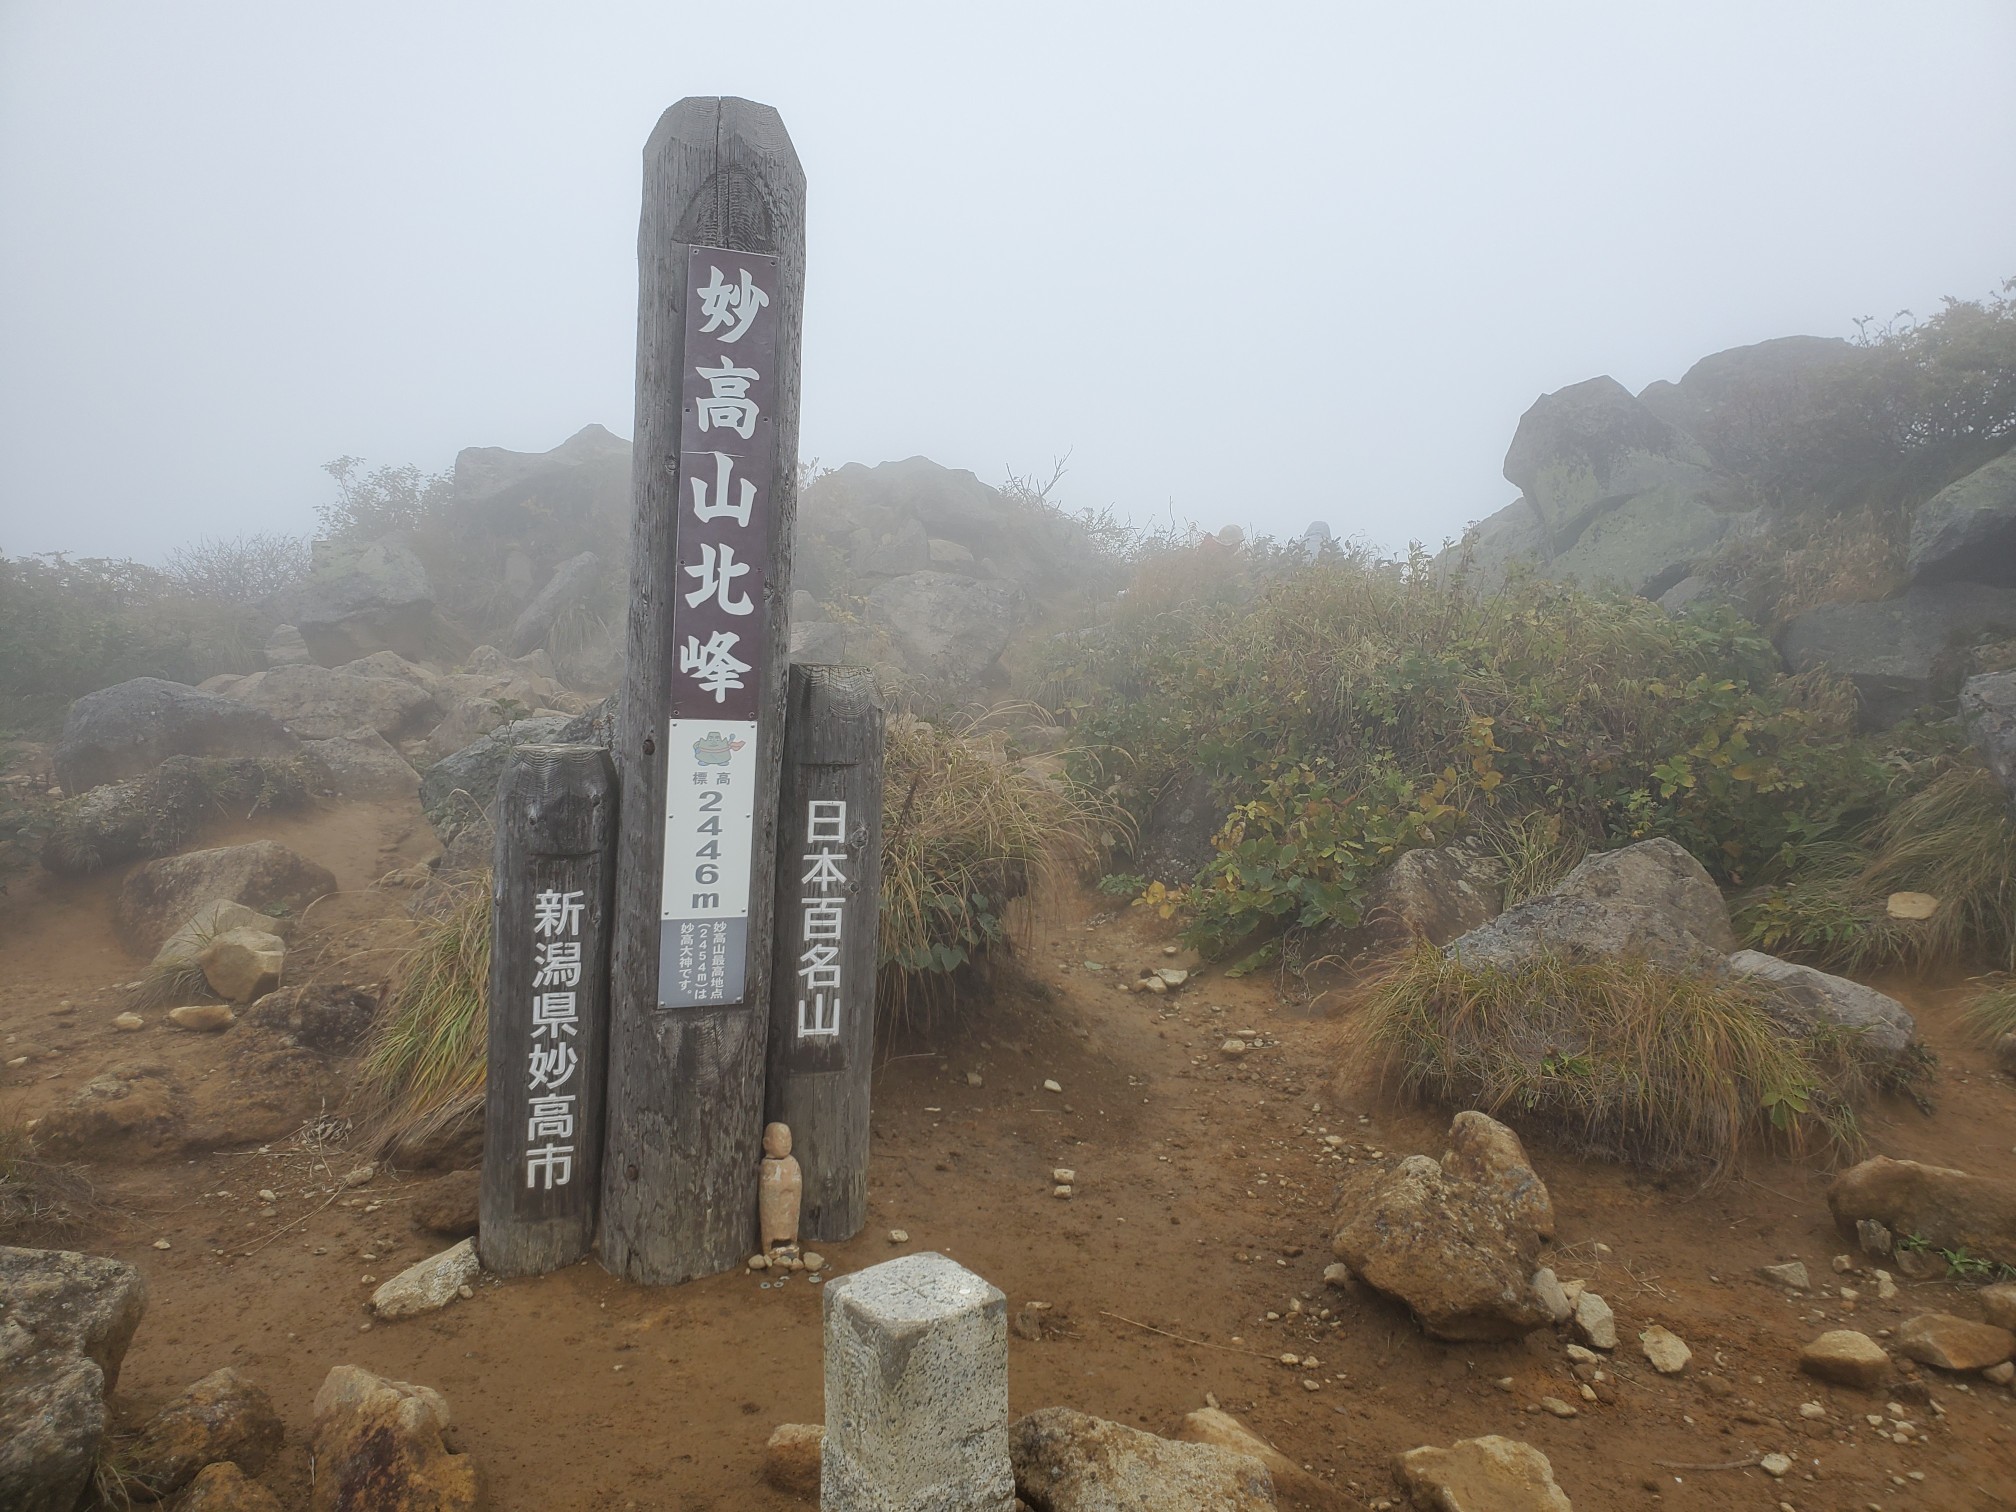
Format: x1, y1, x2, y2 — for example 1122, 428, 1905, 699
1779, 582, 2016, 728
865, 571, 1021, 684
0, 1246, 149, 1392
1361, 842, 1506, 946
1549, 493, 1753, 598
1446, 838, 1732, 974
1331, 1112, 1556, 1341
1961, 668, 2016, 800
114, 840, 337, 956
54, 678, 300, 796
301, 727, 422, 800
278, 538, 436, 666
417, 701, 610, 843
1554, 838, 1735, 952
453, 422, 630, 517
220, 662, 438, 742
1907, 451, 2016, 587
1727, 951, 1917, 1062
1502, 375, 1720, 552
1009, 1408, 1277, 1512
0, 1348, 106, 1512
1637, 334, 1875, 477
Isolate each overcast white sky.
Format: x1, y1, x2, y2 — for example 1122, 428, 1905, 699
2, 1, 2012, 564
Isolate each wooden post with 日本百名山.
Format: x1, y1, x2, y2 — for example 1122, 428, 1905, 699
763, 664, 885, 1245
600, 97, 806, 1285
479, 743, 618, 1278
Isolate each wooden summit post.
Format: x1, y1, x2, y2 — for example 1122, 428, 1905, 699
764, 664, 885, 1244
600, 97, 806, 1284
479, 744, 618, 1277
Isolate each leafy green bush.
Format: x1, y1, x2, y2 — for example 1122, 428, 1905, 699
1049, 548, 1890, 958
0, 552, 273, 735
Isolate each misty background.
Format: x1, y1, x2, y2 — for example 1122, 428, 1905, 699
2, 1, 2012, 564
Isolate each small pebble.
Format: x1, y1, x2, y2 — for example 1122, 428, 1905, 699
1759, 1453, 1791, 1478
112, 1012, 144, 1032
803, 1253, 825, 1273
1052, 1168, 1076, 1184
152, 1239, 171, 1250
888, 1229, 909, 1244
1042, 1079, 1062, 1093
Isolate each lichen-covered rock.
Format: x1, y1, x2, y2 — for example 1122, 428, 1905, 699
122, 1367, 283, 1497
114, 841, 335, 956
1010, 1407, 1276, 1511
1726, 951, 1916, 1061
1394, 1435, 1573, 1512
1446, 894, 1723, 974
1331, 1112, 1554, 1341
54, 678, 300, 796
221, 663, 438, 742
277, 538, 436, 666
1907, 451, 2016, 587
1362, 843, 1507, 946
0, 1347, 106, 1512
0, 1246, 149, 1391
1828, 1156, 2016, 1270
1553, 839, 1734, 952
179, 1462, 285, 1512
371, 1239, 481, 1320
310, 1365, 478, 1512
1779, 583, 2016, 729
301, 727, 422, 799
1961, 668, 2016, 802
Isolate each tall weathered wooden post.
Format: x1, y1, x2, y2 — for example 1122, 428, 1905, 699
479, 744, 618, 1277
600, 97, 805, 1284
764, 664, 885, 1244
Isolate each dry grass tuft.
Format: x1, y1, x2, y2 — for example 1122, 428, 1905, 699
879, 712, 1122, 1026
1345, 944, 1871, 1177
0, 1108, 109, 1243
352, 875, 491, 1161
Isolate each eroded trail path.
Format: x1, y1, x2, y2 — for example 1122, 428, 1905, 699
8, 854, 2016, 1509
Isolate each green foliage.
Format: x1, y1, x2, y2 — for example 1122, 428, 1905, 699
1051, 548, 1888, 956
1348, 944, 1870, 1176
0, 552, 272, 735
317, 457, 455, 542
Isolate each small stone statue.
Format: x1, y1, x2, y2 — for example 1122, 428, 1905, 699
759, 1121, 803, 1262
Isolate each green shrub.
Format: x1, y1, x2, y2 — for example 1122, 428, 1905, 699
1347, 945, 1872, 1176
1050, 550, 1887, 958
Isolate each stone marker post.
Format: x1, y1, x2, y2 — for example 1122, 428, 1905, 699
764, 663, 885, 1244
601, 96, 806, 1284
820, 1252, 1016, 1512
479, 743, 618, 1277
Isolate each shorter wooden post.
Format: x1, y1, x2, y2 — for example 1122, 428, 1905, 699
480, 744, 618, 1277
764, 665, 884, 1244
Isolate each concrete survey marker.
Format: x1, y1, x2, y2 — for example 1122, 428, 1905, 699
820, 1252, 1015, 1512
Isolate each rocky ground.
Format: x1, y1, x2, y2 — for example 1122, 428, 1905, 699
7, 778, 2016, 1508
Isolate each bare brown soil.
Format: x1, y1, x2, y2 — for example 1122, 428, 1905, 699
7, 794, 2016, 1510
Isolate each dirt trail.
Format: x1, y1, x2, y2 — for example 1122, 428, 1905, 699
7, 806, 2016, 1509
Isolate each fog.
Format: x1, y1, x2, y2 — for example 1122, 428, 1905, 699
2, 1, 2012, 564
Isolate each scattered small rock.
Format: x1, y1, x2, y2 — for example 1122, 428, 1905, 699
1538, 1396, 1577, 1418
1979, 1281, 2016, 1332
1042, 1079, 1062, 1094
889, 1229, 909, 1244
1759, 1452, 1792, 1478
1395, 1435, 1572, 1512
112, 1012, 144, 1032
1530, 1267, 1572, 1324
1760, 1261, 1811, 1290
1572, 1291, 1616, 1351
1800, 1329, 1890, 1390
763, 1423, 822, 1497
1639, 1325, 1691, 1375
120, 1366, 283, 1497
369, 1239, 481, 1320
168, 1004, 236, 1033
1219, 1039, 1249, 1058
311, 1365, 477, 1512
